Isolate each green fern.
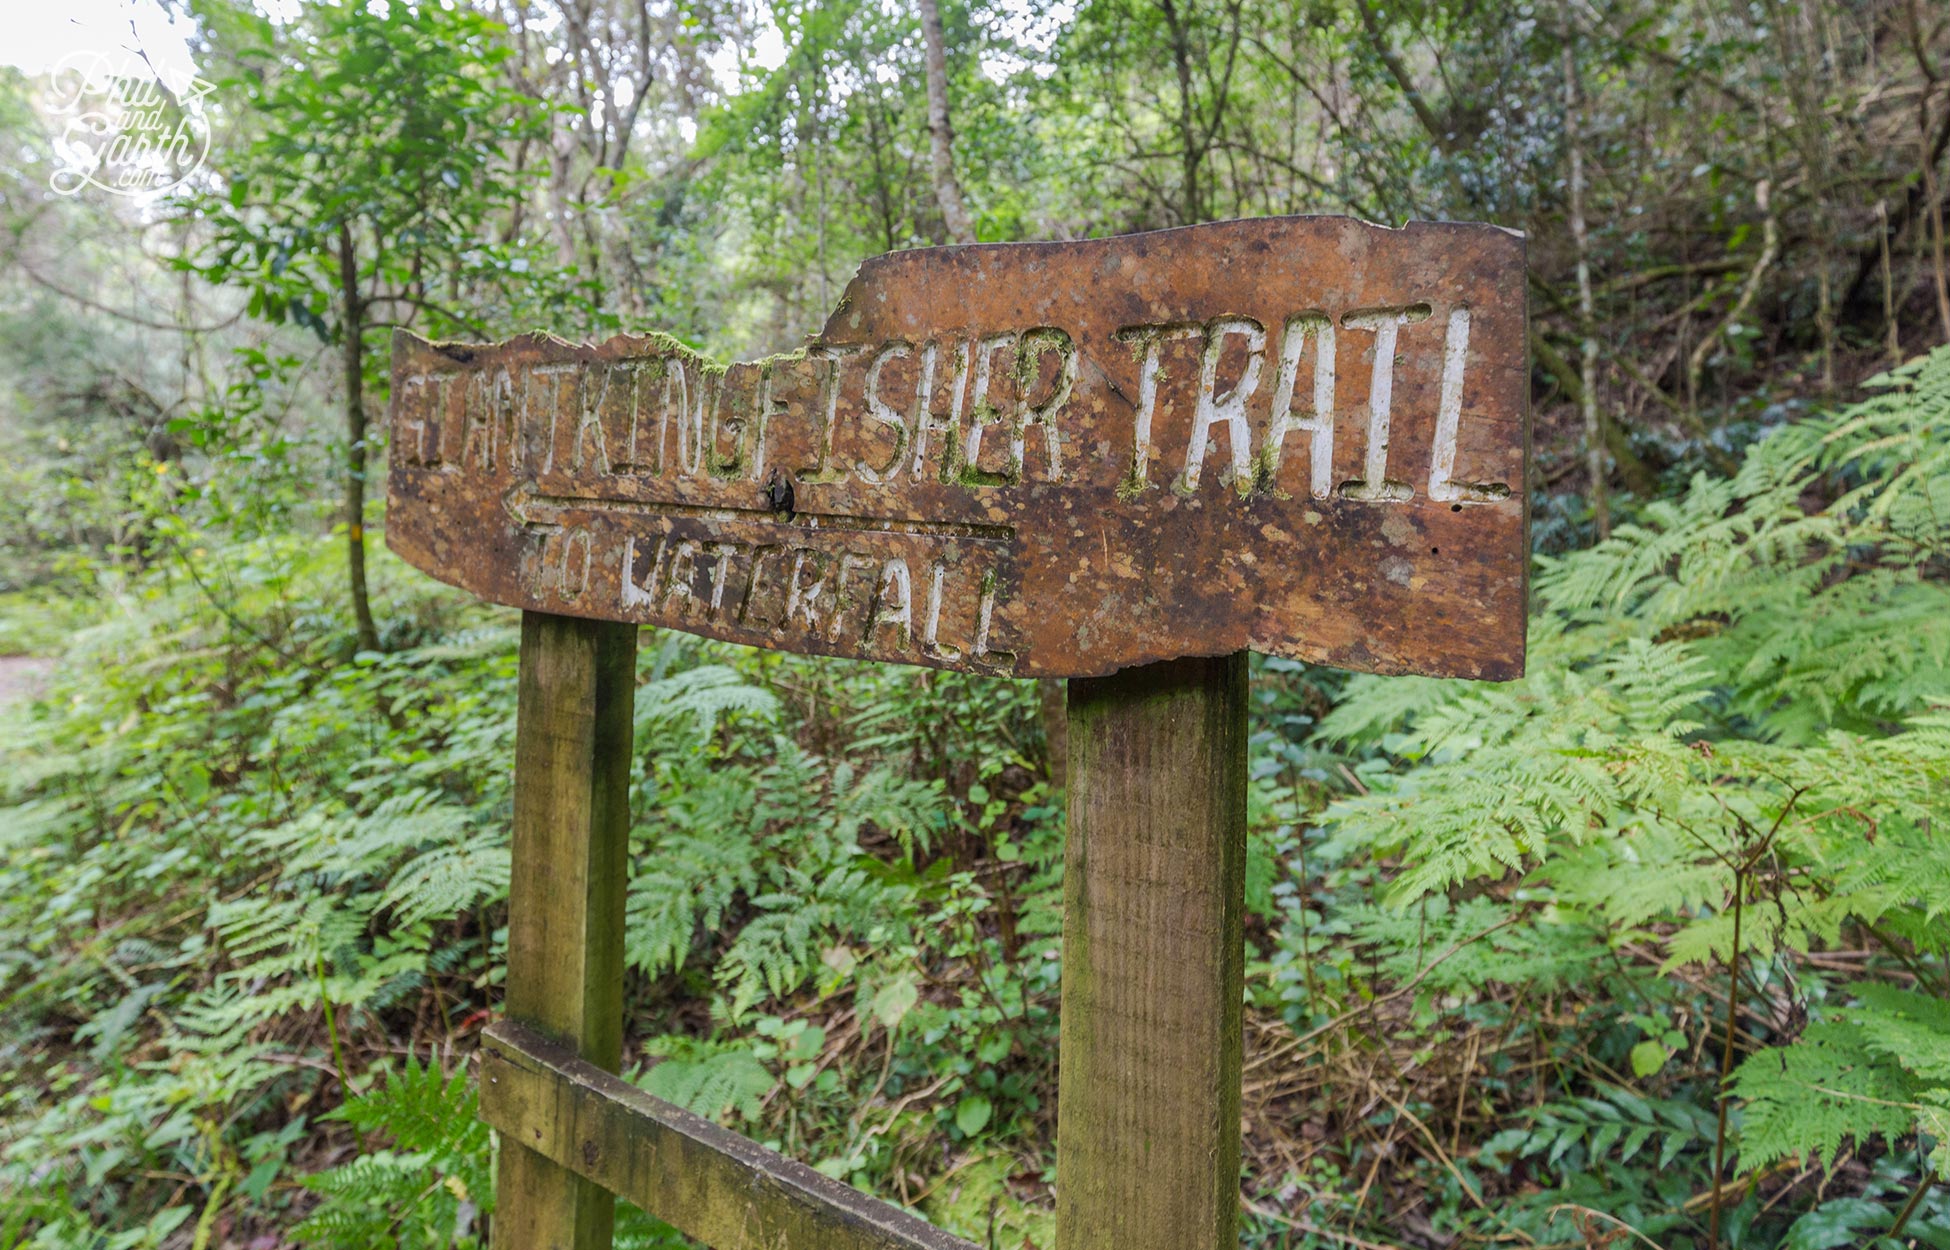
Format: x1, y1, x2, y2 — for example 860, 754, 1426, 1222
1734, 983, 1950, 1175
1483, 1086, 1715, 1173
637, 1037, 775, 1123
381, 837, 509, 927
1735, 1028, 1918, 1172
295, 1056, 490, 1249
636, 664, 779, 743
718, 864, 901, 1020
625, 733, 945, 1024
1316, 348, 1950, 1195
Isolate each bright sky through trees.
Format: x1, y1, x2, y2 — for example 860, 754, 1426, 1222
1, 0, 199, 77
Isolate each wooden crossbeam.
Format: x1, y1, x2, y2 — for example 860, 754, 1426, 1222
479, 1020, 980, 1250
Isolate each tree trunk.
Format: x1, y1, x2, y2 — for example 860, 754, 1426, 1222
1772, 0, 1837, 393
1878, 200, 1902, 363
337, 217, 382, 655
1159, 0, 1202, 225
1527, 328, 1660, 496
1907, 0, 1950, 343
917, 0, 976, 245
1925, 109, 1950, 344
1562, 33, 1608, 539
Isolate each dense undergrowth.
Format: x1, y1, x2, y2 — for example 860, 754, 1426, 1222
3, 350, 1950, 1248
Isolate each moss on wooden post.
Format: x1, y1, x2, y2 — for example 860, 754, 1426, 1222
492, 612, 637, 1250
1056, 652, 1248, 1250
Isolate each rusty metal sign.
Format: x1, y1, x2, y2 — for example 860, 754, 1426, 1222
386, 217, 1527, 679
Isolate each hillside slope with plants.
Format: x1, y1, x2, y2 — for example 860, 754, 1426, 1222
4, 0, 1950, 1246
1, 350, 1946, 1246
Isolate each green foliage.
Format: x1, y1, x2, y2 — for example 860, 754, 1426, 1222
1321, 348, 1950, 909
638, 1036, 776, 1123
1484, 1086, 1716, 1174
189, 0, 550, 344
1735, 983, 1950, 1174
0, 510, 1048, 1241
625, 699, 952, 1022
0, 531, 512, 1241
294, 1057, 490, 1248
1306, 347, 1950, 1238
7, 0, 1950, 1240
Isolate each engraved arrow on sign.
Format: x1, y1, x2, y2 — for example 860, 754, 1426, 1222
501, 479, 1015, 541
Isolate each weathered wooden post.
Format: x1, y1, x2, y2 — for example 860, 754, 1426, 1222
494, 613, 635, 1249
385, 217, 1528, 1250
1059, 654, 1248, 1250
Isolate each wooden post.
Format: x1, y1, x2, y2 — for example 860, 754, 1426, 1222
492, 612, 638, 1250
1056, 653, 1248, 1250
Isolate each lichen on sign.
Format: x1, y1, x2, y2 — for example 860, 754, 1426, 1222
386, 216, 1528, 680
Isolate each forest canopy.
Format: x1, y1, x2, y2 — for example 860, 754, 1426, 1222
2, 1, 1949, 1247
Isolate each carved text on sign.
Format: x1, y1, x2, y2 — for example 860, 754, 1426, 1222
388, 217, 1528, 679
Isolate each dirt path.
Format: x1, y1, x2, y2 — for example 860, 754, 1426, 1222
0, 656, 54, 712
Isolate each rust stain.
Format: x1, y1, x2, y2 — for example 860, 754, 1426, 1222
386, 216, 1529, 680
